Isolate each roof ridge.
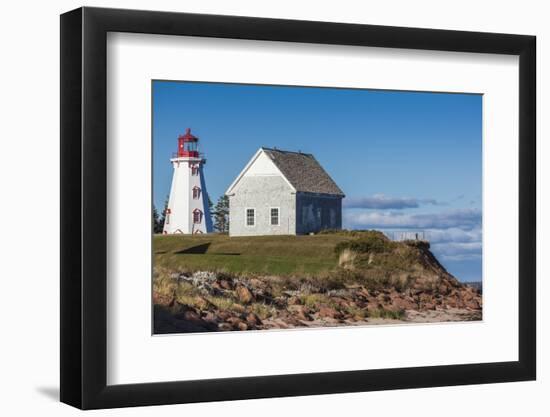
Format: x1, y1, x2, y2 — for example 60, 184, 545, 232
261, 147, 313, 156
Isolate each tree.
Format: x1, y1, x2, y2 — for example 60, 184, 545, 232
152, 205, 162, 234
158, 196, 169, 233
212, 195, 229, 233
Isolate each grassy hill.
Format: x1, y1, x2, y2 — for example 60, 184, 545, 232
154, 233, 351, 276
153, 231, 482, 333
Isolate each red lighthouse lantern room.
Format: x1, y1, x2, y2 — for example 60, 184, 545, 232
177, 128, 199, 158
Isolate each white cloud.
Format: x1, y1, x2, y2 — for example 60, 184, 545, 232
344, 208, 481, 230
343, 193, 444, 210
426, 227, 482, 244
431, 241, 482, 260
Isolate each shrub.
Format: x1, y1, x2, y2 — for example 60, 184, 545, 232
334, 232, 395, 255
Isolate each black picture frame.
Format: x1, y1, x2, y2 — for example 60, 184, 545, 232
60, 6, 536, 410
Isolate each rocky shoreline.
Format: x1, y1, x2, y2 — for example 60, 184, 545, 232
153, 270, 482, 334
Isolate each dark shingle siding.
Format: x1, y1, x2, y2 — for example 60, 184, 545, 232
262, 148, 345, 197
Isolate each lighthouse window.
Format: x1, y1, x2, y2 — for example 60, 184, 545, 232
191, 165, 199, 176
246, 208, 255, 226
270, 208, 279, 226
193, 209, 202, 224
192, 187, 201, 199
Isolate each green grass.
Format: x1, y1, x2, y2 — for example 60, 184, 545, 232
153, 234, 350, 277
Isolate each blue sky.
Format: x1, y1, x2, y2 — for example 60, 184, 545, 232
153, 81, 482, 282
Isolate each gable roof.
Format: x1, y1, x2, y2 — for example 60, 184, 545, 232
226, 147, 344, 197
263, 148, 345, 196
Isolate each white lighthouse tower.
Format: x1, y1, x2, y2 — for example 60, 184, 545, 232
163, 128, 213, 234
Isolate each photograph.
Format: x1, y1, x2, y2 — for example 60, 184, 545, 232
152, 81, 483, 334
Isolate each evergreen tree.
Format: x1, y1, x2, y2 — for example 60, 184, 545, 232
152, 205, 162, 234
208, 195, 214, 229
213, 195, 230, 233
159, 196, 169, 232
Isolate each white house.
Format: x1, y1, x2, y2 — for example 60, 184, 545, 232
225, 147, 344, 236
163, 128, 213, 234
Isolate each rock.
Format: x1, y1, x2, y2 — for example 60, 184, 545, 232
318, 306, 341, 319
438, 283, 450, 295
219, 279, 233, 290
464, 297, 481, 310
152, 291, 173, 306
217, 310, 233, 321
275, 312, 304, 326
203, 311, 218, 323
181, 310, 201, 321
288, 305, 311, 321
194, 296, 212, 310
192, 271, 217, 281
332, 296, 353, 309
357, 289, 371, 300
226, 316, 248, 330
389, 295, 417, 310
246, 312, 262, 326
273, 296, 287, 308
320, 316, 341, 325
271, 319, 290, 329
218, 322, 233, 331
423, 302, 437, 310
377, 293, 391, 303
236, 285, 254, 304
288, 296, 301, 306
248, 278, 265, 289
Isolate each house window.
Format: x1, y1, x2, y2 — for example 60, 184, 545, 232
246, 208, 255, 226
270, 208, 279, 226
193, 209, 202, 224
192, 186, 201, 199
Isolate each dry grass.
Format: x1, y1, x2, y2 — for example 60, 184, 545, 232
338, 249, 357, 269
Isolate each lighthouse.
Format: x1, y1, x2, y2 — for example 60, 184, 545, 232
163, 128, 213, 234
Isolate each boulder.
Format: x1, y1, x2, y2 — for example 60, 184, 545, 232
318, 306, 342, 319
218, 322, 233, 331
246, 312, 262, 327
275, 312, 304, 326
288, 305, 312, 321
194, 296, 212, 311
217, 310, 233, 321
236, 285, 254, 304
180, 310, 201, 321
219, 279, 233, 290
